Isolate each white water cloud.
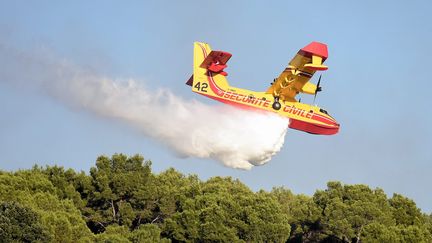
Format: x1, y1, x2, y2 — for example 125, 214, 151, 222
0, 44, 288, 169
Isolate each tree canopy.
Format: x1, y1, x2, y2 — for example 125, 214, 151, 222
0, 154, 430, 242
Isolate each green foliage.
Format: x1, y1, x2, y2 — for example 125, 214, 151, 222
85, 154, 153, 233
94, 225, 130, 243
389, 193, 423, 226
130, 224, 170, 243
271, 187, 321, 242
0, 169, 93, 242
311, 182, 393, 242
0, 201, 50, 242
1, 154, 431, 242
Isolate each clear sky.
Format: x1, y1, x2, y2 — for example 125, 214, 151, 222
1, 1, 431, 212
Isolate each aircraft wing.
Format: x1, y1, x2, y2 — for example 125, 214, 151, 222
266, 42, 328, 102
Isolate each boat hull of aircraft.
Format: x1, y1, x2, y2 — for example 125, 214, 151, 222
289, 118, 339, 135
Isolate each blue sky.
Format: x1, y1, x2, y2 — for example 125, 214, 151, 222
1, 1, 432, 212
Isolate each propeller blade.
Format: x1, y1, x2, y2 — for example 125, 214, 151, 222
316, 75, 322, 94
313, 74, 322, 104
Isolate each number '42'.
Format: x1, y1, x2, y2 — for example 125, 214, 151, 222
194, 82, 208, 92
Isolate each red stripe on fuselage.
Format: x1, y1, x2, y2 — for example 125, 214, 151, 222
198, 43, 225, 96
311, 113, 336, 125
198, 92, 267, 113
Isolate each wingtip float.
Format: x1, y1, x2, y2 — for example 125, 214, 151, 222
186, 42, 339, 135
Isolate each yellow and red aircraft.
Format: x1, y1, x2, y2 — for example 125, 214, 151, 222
186, 42, 340, 135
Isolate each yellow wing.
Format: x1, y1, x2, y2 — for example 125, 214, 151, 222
266, 42, 329, 102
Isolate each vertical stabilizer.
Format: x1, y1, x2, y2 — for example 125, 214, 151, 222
186, 42, 230, 97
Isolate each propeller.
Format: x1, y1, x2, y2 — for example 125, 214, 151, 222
313, 74, 322, 104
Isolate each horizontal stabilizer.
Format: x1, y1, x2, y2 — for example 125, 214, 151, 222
200, 50, 232, 76
200, 51, 232, 67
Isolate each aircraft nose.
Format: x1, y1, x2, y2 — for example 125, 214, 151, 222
333, 120, 340, 132
329, 116, 339, 127
327, 116, 340, 131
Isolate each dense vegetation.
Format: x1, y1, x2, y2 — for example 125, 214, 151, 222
0, 154, 431, 242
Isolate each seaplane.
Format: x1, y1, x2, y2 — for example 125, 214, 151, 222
185, 42, 340, 135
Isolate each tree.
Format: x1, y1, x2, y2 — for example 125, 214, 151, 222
313, 182, 394, 242
0, 201, 50, 242
271, 187, 321, 242
37, 165, 86, 209
389, 193, 423, 226
1, 155, 432, 242
162, 177, 291, 242
85, 154, 153, 232
94, 225, 130, 243
130, 224, 170, 243
0, 170, 93, 242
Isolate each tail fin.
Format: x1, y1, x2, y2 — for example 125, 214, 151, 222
186, 42, 231, 97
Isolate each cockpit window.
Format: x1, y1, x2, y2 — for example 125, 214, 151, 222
319, 108, 328, 115
319, 108, 336, 120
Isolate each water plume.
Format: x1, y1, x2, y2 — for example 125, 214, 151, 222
0, 44, 288, 169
